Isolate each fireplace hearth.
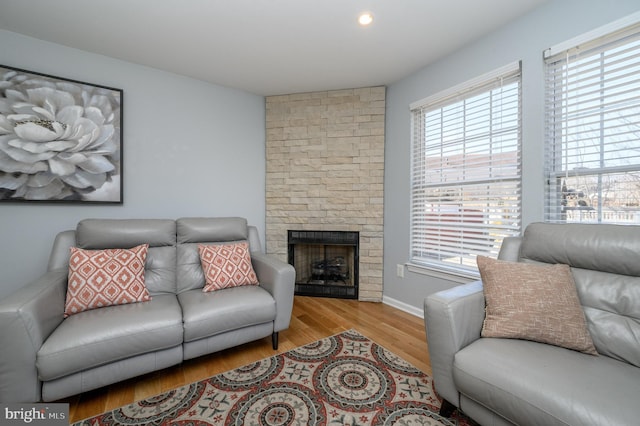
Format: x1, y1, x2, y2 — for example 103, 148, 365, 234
288, 230, 359, 299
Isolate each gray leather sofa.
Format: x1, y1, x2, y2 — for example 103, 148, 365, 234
0, 217, 295, 403
424, 222, 640, 425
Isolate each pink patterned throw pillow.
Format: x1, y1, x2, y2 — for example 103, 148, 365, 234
64, 244, 151, 317
198, 242, 258, 292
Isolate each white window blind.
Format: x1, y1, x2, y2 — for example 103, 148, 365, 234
544, 18, 640, 224
410, 63, 522, 276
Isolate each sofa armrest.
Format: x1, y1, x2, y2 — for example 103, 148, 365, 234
0, 269, 67, 402
251, 253, 295, 332
424, 280, 485, 408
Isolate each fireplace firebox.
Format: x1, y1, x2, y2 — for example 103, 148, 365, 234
287, 230, 359, 299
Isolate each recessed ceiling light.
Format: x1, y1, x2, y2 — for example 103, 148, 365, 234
358, 12, 374, 26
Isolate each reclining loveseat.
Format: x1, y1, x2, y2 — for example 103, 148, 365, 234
425, 222, 640, 425
0, 217, 295, 402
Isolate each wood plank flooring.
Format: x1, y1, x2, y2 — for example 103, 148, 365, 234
64, 296, 432, 423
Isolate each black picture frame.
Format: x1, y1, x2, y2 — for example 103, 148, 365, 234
0, 64, 123, 204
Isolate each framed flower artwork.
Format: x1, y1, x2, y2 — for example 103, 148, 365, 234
0, 65, 123, 203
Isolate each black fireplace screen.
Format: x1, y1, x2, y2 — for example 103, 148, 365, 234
287, 230, 359, 299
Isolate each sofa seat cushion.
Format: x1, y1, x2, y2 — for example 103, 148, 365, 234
454, 338, 640, 426
37, 294, 183, 381
179, 285, 276, 342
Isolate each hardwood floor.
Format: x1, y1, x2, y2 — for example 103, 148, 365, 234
64, 296, 432, 423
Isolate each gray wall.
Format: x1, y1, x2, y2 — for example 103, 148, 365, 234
383, 0, 640, 314
0, 31, 266, 298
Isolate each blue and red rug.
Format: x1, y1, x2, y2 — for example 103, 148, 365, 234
74, 330, 472, 425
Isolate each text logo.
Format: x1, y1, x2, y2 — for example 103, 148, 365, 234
1, 404, 68, 425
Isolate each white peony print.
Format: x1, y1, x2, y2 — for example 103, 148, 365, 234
0, 67, 121, 201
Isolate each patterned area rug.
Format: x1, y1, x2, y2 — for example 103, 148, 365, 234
74, 330, 472, 425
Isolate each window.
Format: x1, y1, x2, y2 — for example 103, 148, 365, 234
544, 17, 640, 224
410, 62, 522, 276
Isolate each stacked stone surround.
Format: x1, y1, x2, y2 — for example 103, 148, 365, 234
265, 87, 385, 302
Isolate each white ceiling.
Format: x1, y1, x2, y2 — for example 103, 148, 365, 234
0, 0, 548, 96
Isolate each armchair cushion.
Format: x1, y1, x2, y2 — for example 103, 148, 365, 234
477, 255, 597, 355
64, 244, 151, 317
454, 338, 640, 426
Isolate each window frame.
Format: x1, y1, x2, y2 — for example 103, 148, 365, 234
409, 62, 523, 278
544, 17, 640, 225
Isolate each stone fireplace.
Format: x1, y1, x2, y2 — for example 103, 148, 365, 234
265, 87, 385, 301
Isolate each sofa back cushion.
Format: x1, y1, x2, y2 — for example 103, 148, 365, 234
76, 219, 177, 295
518, 222, 640, 367
176, 217, 250, 293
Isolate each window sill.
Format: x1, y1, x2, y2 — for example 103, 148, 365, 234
406, 262, 480, 284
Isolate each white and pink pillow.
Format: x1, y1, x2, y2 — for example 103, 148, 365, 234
198, 242, 258, 292
64, 244, 151, 317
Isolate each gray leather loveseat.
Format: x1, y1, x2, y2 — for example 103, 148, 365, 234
0, 217, 295, 403
424, 222, 640, 425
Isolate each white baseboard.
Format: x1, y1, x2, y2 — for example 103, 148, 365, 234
382, 295, 424, 319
